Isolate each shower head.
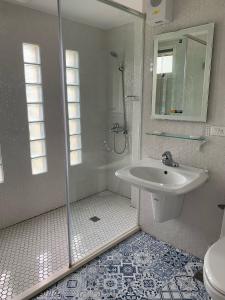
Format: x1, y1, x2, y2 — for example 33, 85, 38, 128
110, 51, 124, 72
110, 51, 119, 58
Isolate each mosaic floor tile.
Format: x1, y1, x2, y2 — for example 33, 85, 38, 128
0, 191, 137, 299
34, 232, 210, 300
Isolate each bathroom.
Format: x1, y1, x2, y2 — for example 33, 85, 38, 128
0, 0, 224, 299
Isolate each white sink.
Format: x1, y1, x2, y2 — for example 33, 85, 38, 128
116, 158, 208, 196
130, 166, 186, 186
116, 158, 209, 222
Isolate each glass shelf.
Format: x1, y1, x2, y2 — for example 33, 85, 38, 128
146, 131, 206, 141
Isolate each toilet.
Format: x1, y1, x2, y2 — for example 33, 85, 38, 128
203, 236, 225, 300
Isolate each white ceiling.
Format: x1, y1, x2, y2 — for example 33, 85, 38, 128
5, 0, 138, 30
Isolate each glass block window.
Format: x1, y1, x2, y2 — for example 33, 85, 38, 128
23, 43, 47, 175
65, 50, 82, 166
0, 146, 4, 183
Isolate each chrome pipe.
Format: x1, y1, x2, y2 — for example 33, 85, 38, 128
97, 0, 146, 19
121, 67, 127, 133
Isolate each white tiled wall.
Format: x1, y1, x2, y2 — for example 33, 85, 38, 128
62, 18, 109, 203
0, 1, 108, 228
105, 23, 135, 198
140, 0, 225, 258
0, 1, 65, 229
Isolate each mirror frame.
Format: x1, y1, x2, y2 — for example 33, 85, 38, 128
151, 23, 214, 122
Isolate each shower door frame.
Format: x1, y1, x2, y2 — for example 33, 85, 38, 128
13, 1, 145, 299
59, 0, 146, 267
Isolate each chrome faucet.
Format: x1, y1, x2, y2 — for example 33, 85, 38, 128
162, 151, 179, 167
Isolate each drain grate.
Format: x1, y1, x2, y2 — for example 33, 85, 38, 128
90, 216, 100, 222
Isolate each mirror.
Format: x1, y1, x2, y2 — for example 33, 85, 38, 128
152, 23, 214, 122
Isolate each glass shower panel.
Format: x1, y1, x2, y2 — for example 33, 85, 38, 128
0, 1, 70, 299
61, 0, 144, 265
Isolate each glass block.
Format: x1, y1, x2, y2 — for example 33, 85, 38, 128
24, 64, 41, 84
29, 122, 45, 140
69, 119, 81, 135
31, 156, 47, 175
67, 86, 80, 102
23, 43, 40, 64
30, 140, 46, 158
70, 135, 81, 151
27, 104, 44, 122
0, 165, 4, 183
70, 150, 82, 166
26, 84, 43, 103
66, 50, 79, 68
68, 103, 80, 119
66, 68, 79, 85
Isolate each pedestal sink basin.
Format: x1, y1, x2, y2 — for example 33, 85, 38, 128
116, 158, 208, 222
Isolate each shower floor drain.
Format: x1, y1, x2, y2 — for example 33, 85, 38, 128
90, 216, 100, 222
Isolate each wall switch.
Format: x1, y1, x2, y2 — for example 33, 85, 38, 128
210, 126, 225, 137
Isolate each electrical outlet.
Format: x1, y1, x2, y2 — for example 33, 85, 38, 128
210, 126, 225, 137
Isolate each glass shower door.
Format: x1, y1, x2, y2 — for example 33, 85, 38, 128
60, 0, 144, 265
0, 1, 71, 298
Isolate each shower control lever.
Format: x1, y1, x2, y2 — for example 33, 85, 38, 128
111, 122, 119, 130
111, 123, 124, 134
110, 123, 127, 134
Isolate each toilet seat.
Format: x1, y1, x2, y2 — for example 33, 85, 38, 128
204, 236, 225, 296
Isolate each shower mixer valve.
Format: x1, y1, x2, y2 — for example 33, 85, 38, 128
111, 122, 119, 130
111, 123, 128, 134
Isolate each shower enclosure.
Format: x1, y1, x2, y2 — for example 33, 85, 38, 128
0, 0, 144, 299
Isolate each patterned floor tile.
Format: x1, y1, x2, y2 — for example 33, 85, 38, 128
155, 272, 210, 300
34, 232, 210, 300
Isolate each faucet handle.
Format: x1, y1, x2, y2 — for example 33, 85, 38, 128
162, 151, 172, 160
162, 151, 179, 167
